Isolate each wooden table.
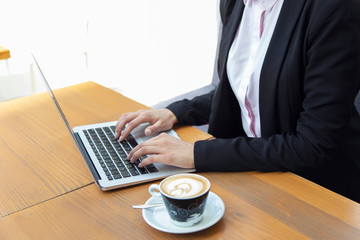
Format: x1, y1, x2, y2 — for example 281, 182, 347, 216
1, 82, 359, 239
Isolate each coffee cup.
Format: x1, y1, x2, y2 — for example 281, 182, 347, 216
149, 173, 210, 227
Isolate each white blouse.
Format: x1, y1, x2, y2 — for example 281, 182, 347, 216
226, 0, 284, 137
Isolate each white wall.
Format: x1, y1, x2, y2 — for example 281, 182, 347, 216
0, 0, 218, 105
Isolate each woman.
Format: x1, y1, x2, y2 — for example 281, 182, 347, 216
115, 0, 360, 202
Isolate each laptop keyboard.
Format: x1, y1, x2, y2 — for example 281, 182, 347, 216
83, 126, 158, 181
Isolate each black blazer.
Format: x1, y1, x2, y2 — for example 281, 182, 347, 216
167, 0, 360, 202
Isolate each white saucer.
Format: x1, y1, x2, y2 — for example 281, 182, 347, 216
142, 192, 225, 234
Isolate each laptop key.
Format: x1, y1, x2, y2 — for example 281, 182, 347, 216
127, 135, 138, 148
110, 125, 116, 132
113, 174, 122, 179
137, 167, 148, 174
124, 162, 134, 169
134, 159, 141, 166
117, 166, 127, 171
111, 170, 120, 176
120, 141, 132, 153
128, 168, 140, 176
120, 170, 131, 178
108, 166, 117, 171
146, 164, 158, 173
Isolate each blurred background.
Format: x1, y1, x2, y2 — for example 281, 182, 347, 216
0, 0, 218, 106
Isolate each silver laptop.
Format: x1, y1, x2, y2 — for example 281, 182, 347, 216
32, 54, 194, 191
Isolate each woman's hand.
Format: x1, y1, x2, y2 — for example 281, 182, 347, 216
128, 133, 195, 169
115, 109, 177, 141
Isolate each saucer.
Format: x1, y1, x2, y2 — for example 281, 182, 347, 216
142, 191, 225, 234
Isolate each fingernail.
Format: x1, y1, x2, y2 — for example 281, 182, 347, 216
145, 129, 151, 136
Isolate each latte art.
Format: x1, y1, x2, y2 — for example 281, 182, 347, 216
169, 183, 192, 197
162, 175, 209, 198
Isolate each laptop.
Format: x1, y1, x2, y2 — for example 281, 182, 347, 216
32, 54, 194, 191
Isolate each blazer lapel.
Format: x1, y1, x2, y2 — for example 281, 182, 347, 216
209, 0, 245, 137
217, 0, 245, 79
259, 0, 306, 136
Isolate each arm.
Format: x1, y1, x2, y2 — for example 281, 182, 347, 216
195, 0, 360, 173
166, 90, 215, 126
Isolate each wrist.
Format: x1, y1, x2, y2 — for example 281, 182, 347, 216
164, 108, 178, 126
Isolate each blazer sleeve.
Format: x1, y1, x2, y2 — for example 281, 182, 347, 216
194, 0, 360, 173
166, 90, 215, 126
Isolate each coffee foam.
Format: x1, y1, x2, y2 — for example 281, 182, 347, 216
162, 175, 208, 198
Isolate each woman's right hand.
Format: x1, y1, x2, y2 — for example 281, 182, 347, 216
115, 109, 178, 141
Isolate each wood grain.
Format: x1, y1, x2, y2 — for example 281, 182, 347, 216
0, 180, 306, 240
1, 82, 360, 239
0, 92, 93, 217
2, 172, 360, 239
206, 172, 360, 239
0, 82, 212, 218
251, 172, 360, 229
